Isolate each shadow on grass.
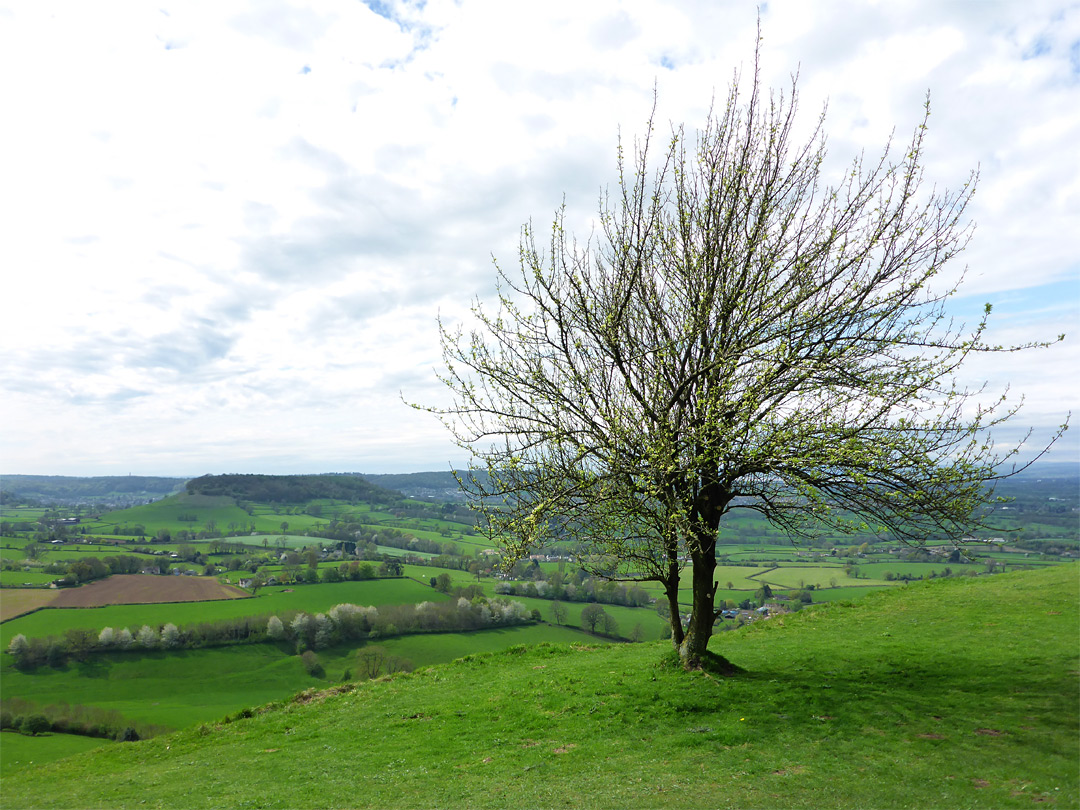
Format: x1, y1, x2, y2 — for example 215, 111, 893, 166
74, 657, 110, 678
726, 652, 1076, 746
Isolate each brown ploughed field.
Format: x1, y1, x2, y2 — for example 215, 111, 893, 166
51, 574, 250, 607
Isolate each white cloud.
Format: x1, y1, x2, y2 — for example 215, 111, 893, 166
1, 0, 1076, 475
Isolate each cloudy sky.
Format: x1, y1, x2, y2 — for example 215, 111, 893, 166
1, 0, 1077, 477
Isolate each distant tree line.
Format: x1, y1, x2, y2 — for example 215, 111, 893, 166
5, 595, 535, 670
1, 697, 169, 742
493, 569, 652, 608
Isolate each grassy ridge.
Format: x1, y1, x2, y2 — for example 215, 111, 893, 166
3, 564, 1075, 809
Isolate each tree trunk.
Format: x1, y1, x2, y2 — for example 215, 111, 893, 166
676, 528, 738, 673
677, 546, 717, 668
665, 579, 684, 645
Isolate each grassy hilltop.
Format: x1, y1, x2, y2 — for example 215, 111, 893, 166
2, 564, 1076, 809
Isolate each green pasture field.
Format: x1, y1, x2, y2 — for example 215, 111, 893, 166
2, 537, 51, 553
314, 623, 606, 675
217, 562, 352, 585
753, 565, 892, 589
443, 535, 491, 552
0, 570, 55, 587
802, 584, 899, 602
6, 564, 1074, 809
240, 534, 327, 550
384, 529, 486, 548
395, 565, 672, 640
395, 561, 889, 617
979, 551, 1062, 564
1, 643, 322, 729
219, 562, 315, 583
0, 625, 597, 734
717, 542, 800, 553
993, 519, 1078, 537
0, 507, 51, 522
246, 508, 327, 533
671, 573, 875, 610
708, 588, 745, 606
720, 550, 807, 562
709, 565, 772, 589
508, 595, 670, 640
2, 546, 165, 569
0, 731, 114, 777
404, 562, 668, 612
0, 579, 443, 647
73, 496, 335, 537
389, 515, 471, 532
378, 544, 437, 558
349, 507, 395, 521
82, 496, 252, 534
858, 561, 976, 578
1021, 537, 1078, 547
401, 563, 485, 583
373, 525, 461, 545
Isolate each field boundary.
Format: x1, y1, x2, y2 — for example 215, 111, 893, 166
744, 566, 777, 582
25, 596, 258, 611
0, 605, 51, 625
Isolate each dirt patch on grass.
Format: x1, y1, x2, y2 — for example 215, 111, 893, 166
51, 575, 250, 607
0, 588, 58, 621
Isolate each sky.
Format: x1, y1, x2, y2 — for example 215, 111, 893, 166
1, 0, 1077, 478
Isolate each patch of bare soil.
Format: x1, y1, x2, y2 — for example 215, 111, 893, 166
51, 574, 250, 607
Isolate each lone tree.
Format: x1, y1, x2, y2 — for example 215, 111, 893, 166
424, 59, 1065, 669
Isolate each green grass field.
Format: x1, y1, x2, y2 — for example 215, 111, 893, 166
0, 732, 114, 777
0, 578, 442, 647
242, 534, 324, 549
754, 565, 892, 588
2, 564, 1074, 809
311, 623, 605, 674
508, 595, 671, 640
0, 571, 55, 587
797, 584, 900, 602
857, 561, 972, 578
0, 624, 601, 733
80, 495, 256, 534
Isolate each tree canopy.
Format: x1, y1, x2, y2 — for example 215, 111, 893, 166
423, 57, 1065, 669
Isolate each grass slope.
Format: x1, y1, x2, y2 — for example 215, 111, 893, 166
0, 732, 114, 777
1, 625, 601, 733
2, 565, 1076, 809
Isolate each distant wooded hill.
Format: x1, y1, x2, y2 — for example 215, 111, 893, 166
0, 475, 186, 504
0, 471, 476, 507
184, 473, 403, 504
361, 470, 485, 501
